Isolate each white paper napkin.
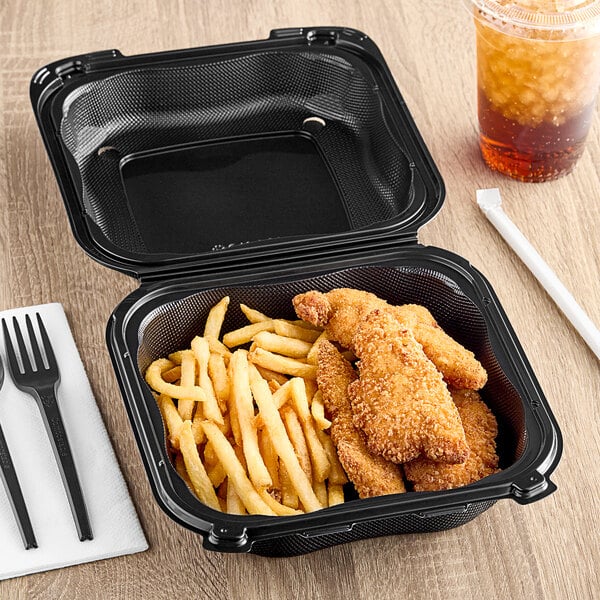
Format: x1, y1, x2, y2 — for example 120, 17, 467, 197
0, 303, 148, 580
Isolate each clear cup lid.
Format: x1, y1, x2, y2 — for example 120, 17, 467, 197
469, 0, 600, 37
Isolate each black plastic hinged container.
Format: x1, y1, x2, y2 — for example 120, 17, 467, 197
30, 27, 562, 556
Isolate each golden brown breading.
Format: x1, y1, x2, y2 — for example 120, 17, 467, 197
394, 304, 488, 390
316, 341, 406, 498
293, 288, 392, 350
348, 310, 469, 465
403, 389, 500, 491
292, 288, 487, 390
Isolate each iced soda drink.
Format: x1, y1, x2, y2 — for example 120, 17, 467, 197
471, 0, 600, 181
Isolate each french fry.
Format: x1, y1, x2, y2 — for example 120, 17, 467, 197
290, 319, 323, 331
248, 347, 317, 379
273, 320, 322, 343
280, 406, 312, 483
226, 478, 247, 514
178, 350, 197, 421
313, 479, 328, 508
248, 365, 322, 512
191, 418, 206, 445
268, 380, 282, 394
206, 336, 232, 361
304, 379, 319, 403
204, 441, 218, 468
192, 336, 224, 425
208, 352, 230, 413
201, 421, 276, 516
145, 358, 207, 402
230, 350, 272, 489
317, 429, 348, 485
289, 378, 331, 483
217, 480, 228, 500
279, 463, 298, 509
174, 452, 193, 489
252, 331, 313, 359
327, 483, 345, 507
255, 365, 289, 386
147, 300, 353, 516
233, 444, 248, 471
167, 351, 183, 365
310, 390, 332, 430
222, 321, 275, 348
184, 342, 205, 444
162, 365, 182, 383
272, 380, 292, 409
179, 421, 221, 511
204, 296, 230, 339
258, 489, 303, 516
240, 304, 271, 323
227, 358, 242, 446
207, 461, 227, 488
156, 393, 184, 450
258, 428, 280, 492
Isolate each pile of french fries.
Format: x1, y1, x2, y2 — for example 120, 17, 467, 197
144, 296, 348, 516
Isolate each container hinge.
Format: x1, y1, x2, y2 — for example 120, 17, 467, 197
510, 470, 548, 502
269, 27, 305, 39
307, 29, 339, 46
205, 524, 251, 552
55, 60, 86, 80
80, 49, 125, 72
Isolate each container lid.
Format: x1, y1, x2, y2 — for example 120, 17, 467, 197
468, 0, 600, 38
31, 28, 444, 279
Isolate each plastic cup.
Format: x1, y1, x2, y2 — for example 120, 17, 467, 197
467, 1, 600, 182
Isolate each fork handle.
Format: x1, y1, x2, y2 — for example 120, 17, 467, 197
0, 423, 38, 549
34, 389, 93, 541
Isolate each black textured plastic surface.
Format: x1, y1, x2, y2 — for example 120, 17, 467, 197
59, 51, 414, 256
250, 501, 497, 557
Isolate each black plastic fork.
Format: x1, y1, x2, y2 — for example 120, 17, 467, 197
0, 354, 37, 549
2, 314, 93, 541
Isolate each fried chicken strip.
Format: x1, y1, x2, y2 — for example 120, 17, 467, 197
403, 389, 500, 491
316, 341, 406, 498
348, 310, 469, 464
395, 304, 488, 390
292, 288, 487, 390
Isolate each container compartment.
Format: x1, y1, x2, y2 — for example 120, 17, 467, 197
128, 263, 537, 555
58, 50, 415, 257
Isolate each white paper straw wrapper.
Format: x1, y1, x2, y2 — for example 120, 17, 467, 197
477, 188, 600, 360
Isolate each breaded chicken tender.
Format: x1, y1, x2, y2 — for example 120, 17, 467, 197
395, 304, 488, 390
292, 288, 487, 390
348, 310, 469, 465
403, 389, 500, 491
293, 288, 390, 350
316, 341, 406, 498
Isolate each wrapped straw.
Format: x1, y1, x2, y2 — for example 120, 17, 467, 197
477, 188, 600, 360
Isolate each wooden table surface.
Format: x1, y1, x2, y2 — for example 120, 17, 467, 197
1, 1, 598, 598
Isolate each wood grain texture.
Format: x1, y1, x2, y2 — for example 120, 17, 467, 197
0, 0, 598, 598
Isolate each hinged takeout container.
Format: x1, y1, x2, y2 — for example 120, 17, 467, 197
30, 27, 562, 556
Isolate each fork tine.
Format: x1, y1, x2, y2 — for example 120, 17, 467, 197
36, 313, 57, 372
26, 315, 44, 372
12, 317, 33, 374
2, 319, 21, 375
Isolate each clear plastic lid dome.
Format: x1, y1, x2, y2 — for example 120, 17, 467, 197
468, 0, 600, 38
